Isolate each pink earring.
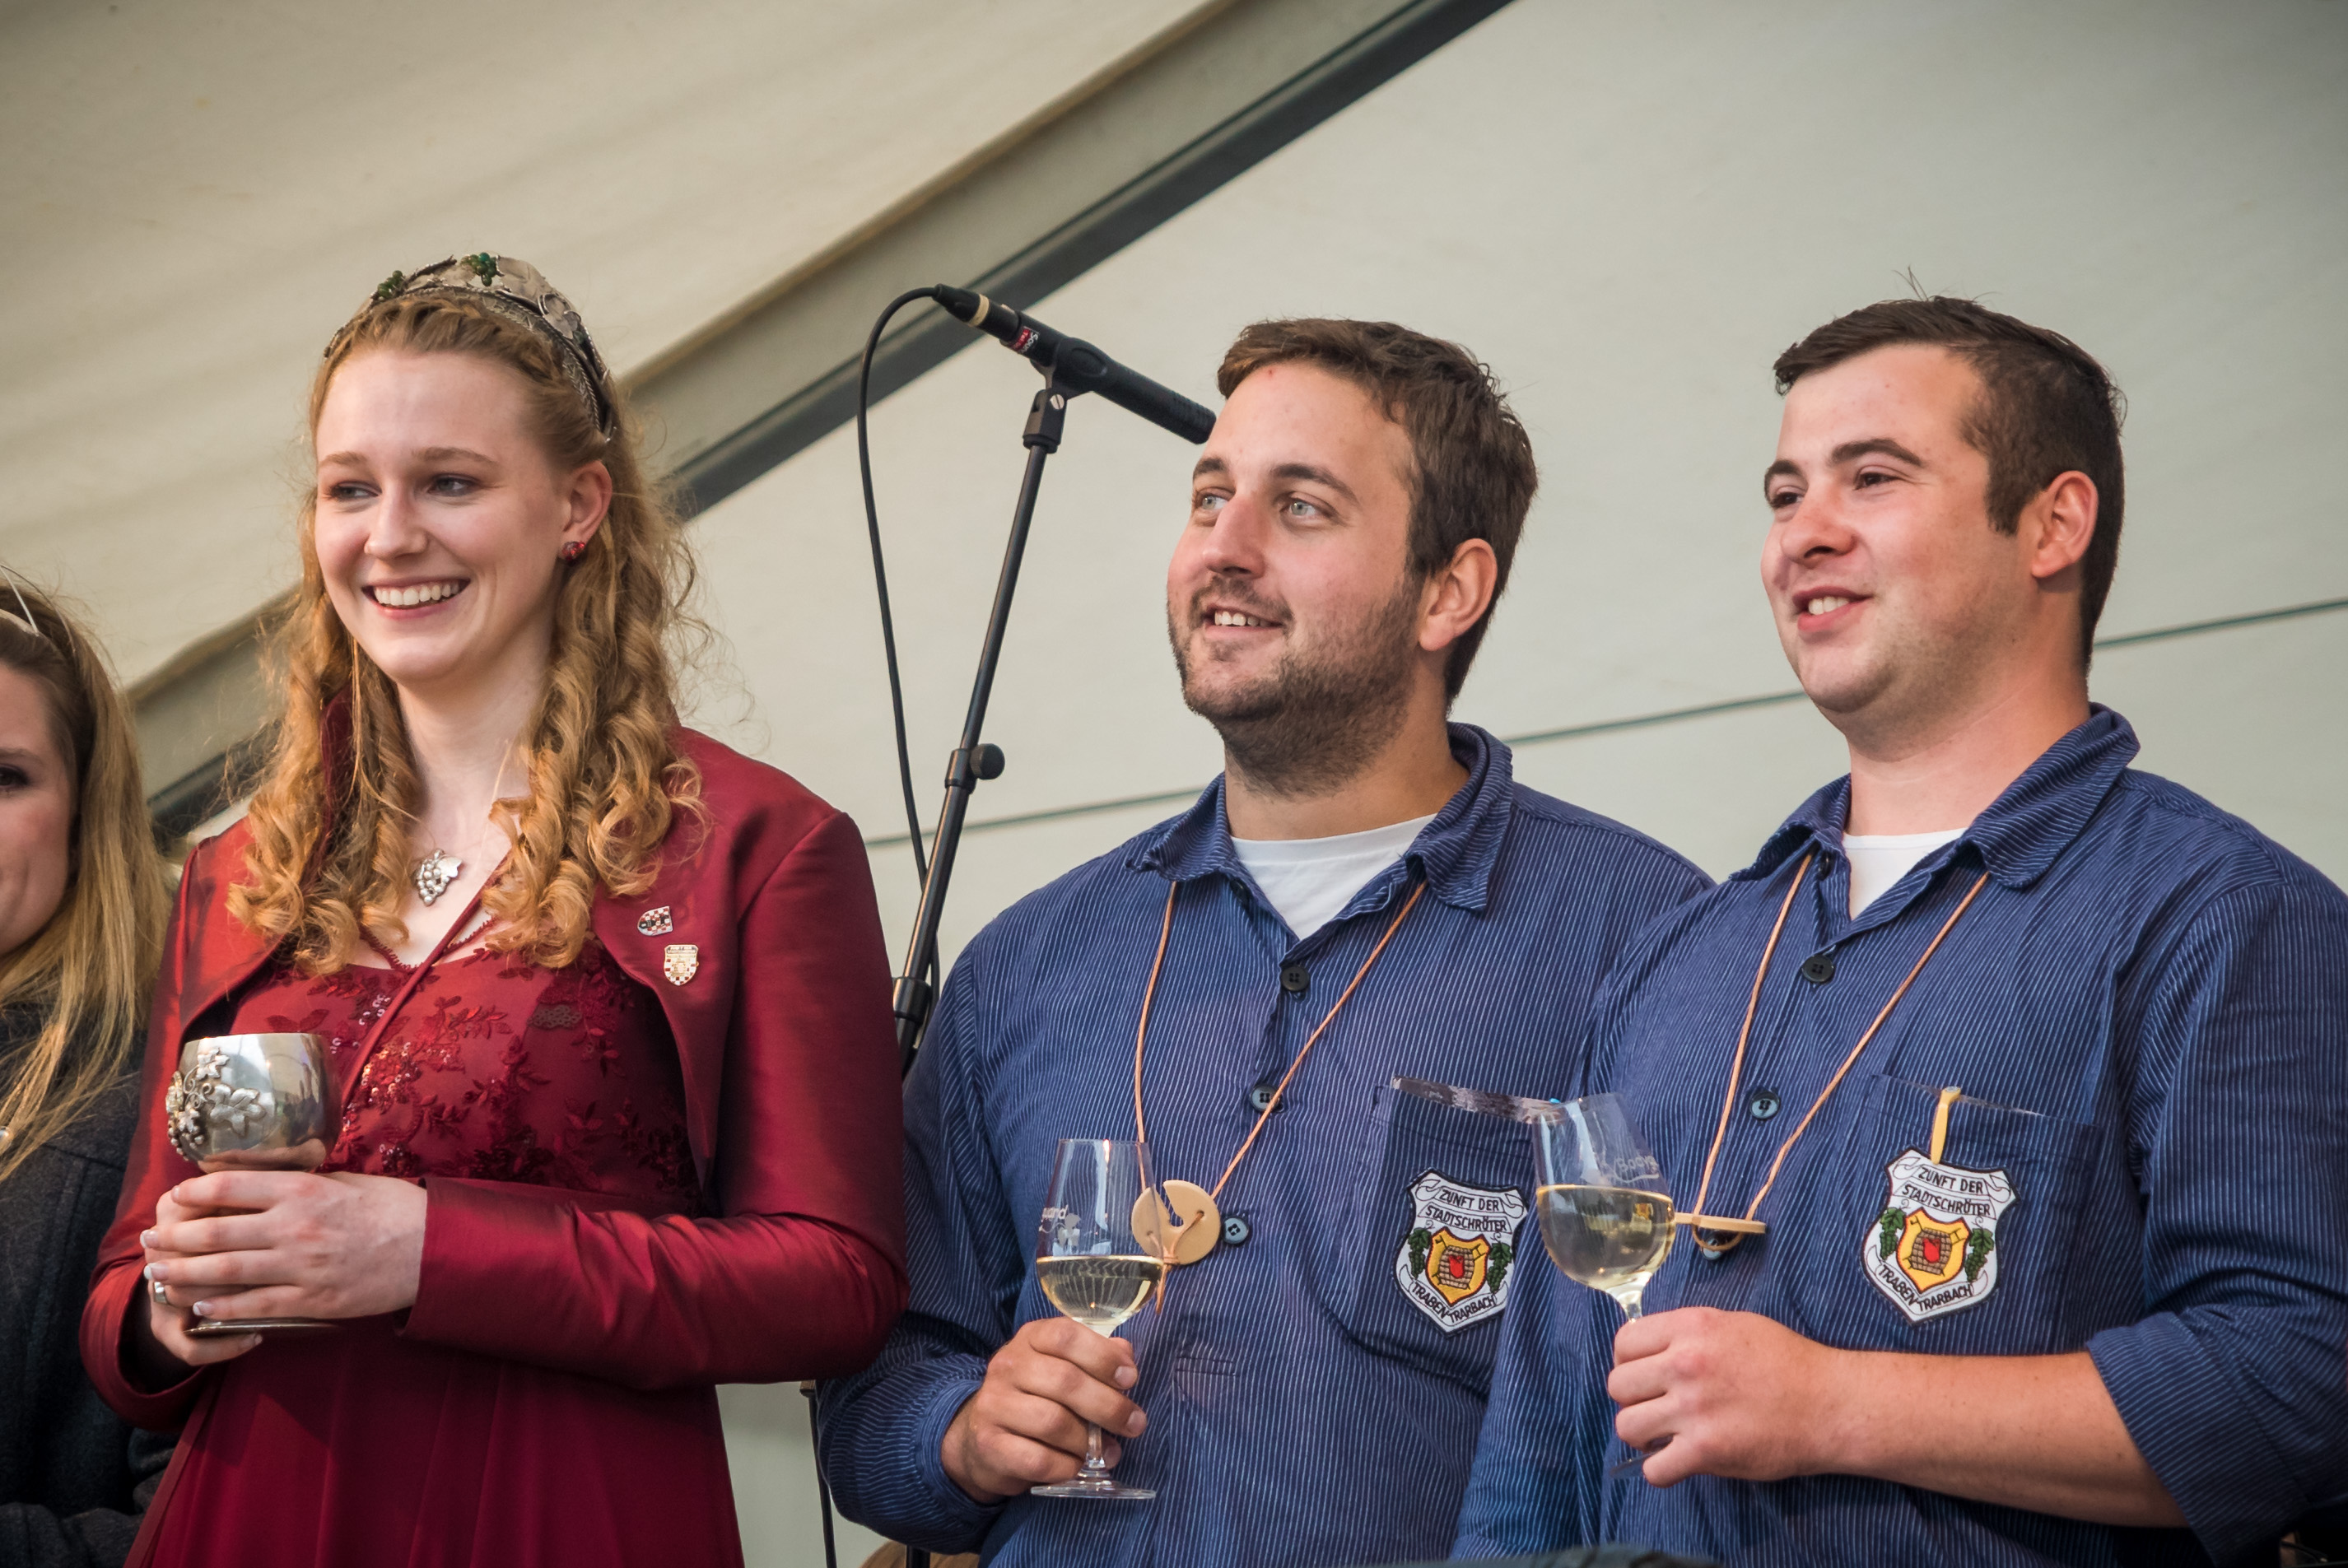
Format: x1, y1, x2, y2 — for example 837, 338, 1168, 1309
561, 541, 586, 563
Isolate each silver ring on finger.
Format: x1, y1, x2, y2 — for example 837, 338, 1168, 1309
151, 1277, 170, 1305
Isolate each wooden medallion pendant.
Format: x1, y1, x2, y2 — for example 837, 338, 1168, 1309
1132, 1179, 1222, 1265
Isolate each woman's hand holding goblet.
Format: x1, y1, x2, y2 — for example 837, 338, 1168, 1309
132, 1180, 263, 1376
140, 1171, 428, 1352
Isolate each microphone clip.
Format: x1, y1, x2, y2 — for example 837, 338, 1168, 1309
1023, 386, 1069, 454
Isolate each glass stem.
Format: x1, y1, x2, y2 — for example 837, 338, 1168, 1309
1078, 1421, 1110, 1480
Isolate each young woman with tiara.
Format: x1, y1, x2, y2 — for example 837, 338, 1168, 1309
79, 256, 906, 1566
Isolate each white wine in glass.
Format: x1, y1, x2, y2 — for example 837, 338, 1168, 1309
1031, 1138, 1166, 1501
1535, 1182, 1675, 1321
1533, 1094, 1675, 1321
1037, 1254, 1164, 1332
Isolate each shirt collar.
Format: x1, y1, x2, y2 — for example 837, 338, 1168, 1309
1737, 705, 2141, 891
1128, 723, 1516, 915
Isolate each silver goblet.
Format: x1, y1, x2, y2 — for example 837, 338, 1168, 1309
163, 1033, 340, 1338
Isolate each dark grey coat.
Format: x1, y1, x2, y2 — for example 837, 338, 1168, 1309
0, 1017, 171, 1568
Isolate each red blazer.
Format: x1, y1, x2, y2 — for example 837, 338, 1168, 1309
82, 728, 907, 1426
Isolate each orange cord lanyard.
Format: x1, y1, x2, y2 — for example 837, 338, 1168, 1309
1679, 852, 1991, 1254
1133, 877, 1426, 1218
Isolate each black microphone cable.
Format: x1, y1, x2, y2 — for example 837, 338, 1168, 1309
856, 286, 945, 890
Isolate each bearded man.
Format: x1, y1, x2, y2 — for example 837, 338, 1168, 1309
818, 319, 1707, 1567
1455, 298, 2348, 1566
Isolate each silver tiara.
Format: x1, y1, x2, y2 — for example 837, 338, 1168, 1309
0, 564, 45, 644
336, 254, 616, 437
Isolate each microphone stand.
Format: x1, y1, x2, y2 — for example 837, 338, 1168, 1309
891, 368, 1070, 1071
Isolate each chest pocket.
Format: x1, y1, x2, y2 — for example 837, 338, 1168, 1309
1327, 1082, 1536, 1394
1772, 1072, 2102, 1356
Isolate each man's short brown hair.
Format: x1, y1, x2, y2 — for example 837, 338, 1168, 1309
1218, 319, 1536, 700
1773, 297, 2127, 664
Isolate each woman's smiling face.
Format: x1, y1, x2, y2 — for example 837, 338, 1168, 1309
310, 349, 608, 705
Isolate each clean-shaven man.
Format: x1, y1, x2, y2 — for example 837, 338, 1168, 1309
819, 319, 1708, 1566
1456, 297, 2348, 1566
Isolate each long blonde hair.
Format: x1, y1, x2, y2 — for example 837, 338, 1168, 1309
0, 579, 169, 1184
228, 289, 704, 975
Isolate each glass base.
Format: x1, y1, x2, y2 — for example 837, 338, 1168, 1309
1610, 1435, 1670, 1477
1032, 1477, 1155, 1501
189, 1317, 337, 1338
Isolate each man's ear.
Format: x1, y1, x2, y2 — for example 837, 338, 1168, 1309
1419, 538, 1500, 655
2025, 471, 2097, 585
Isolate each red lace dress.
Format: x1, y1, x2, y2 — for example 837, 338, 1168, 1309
139, 939, 743, 1568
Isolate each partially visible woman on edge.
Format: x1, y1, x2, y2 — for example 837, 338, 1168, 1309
79, 257, 906, 1568
0, 575, 172, 1567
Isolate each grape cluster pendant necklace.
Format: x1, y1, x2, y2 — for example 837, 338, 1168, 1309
412, 848, 463, 905
410, 755, 515, 906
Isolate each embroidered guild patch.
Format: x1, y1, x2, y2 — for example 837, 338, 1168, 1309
1394, 1170, 1527, 1333
636, 905, 673, 936
1864, 1149, 2015, 1323
662, 943, 699, 986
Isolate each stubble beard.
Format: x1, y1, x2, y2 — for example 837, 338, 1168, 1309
1169, 579, 1425, 800
1795, 603, 1992, 758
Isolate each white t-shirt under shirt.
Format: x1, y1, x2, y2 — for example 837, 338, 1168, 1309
1843, 828, 1964, 916
1230, 813, 1437, 941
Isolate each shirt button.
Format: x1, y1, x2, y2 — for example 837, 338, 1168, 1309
1246, 1083, 1287, 1114
1280, 963, 1310, 995
1221, 1214, 1252, 1247
1801, 952, 1837, 985
1748, 1089, 1782, 1122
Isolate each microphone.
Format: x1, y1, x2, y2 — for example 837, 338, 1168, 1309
934, 286, 1216, 444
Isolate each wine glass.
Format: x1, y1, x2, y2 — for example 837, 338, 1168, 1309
1030, 1138, 1167, 1501
1532, 1092, 1675, 1322
1534, 1093, 1676, 1477
164, 1032, 340, 1338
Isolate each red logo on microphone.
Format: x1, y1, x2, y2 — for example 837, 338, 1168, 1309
1010, 327, 1037, 354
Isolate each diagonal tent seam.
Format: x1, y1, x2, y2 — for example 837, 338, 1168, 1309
670, 0, 1520, 512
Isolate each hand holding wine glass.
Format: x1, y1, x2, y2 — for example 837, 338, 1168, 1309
1030, 1137, 1168, 1501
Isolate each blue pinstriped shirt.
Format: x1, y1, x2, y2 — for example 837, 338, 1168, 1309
1454, 709, 2348, 1568
818, 726, 1708, 1566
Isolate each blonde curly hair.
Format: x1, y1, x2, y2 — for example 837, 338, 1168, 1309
228, 289, 703, 974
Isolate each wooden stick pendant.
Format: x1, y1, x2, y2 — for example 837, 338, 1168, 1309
1133, 1179, 1221, 1265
